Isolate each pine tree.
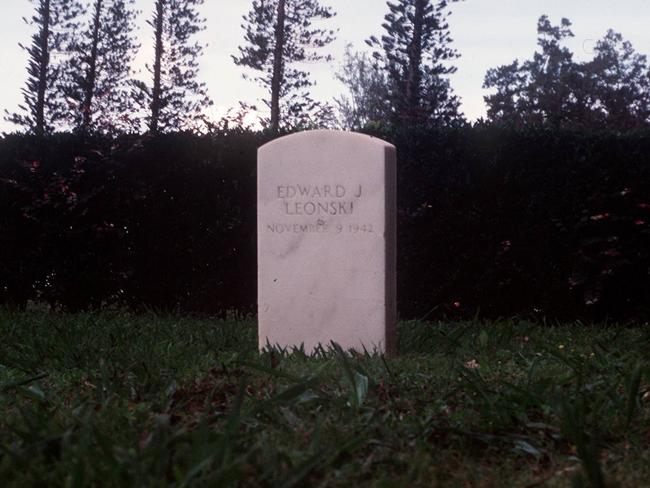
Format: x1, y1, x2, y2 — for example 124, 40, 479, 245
233, 0, 337, 132
133, 0, 211, 133
61, 0, 139, 134
7, 0, 83, 135
367, 0, 462, 126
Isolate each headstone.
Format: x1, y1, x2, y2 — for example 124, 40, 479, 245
258, 130, 396, 354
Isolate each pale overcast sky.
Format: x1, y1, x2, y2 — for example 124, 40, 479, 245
0, 0, 649, 132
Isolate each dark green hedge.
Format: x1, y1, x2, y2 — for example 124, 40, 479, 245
1, 128, 650, 321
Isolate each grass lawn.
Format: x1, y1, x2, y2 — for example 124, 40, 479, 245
0, 310, 649, 487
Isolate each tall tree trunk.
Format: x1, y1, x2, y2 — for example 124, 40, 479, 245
270, 0, 286, 133
36, 0, 52, 137
150, 0, 165, 133
405, 0, 425, 118
82, 0, 103, 132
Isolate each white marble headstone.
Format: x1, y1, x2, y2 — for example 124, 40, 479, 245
258, 130, 396, 354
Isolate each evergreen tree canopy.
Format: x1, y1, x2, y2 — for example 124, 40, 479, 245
233, 0, 337, 132
62, 0, 139, 134
7, 0, 83, 136
367, 0, 463, 127
133, 0, 212, 133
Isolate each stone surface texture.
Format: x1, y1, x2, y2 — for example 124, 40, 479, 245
258, 130, 396, 354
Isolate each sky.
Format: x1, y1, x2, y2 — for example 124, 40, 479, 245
0, 0, 649, 132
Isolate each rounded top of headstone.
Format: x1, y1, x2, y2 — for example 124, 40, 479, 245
259, 130, 395, 153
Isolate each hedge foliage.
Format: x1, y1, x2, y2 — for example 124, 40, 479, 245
1, 128, 650, 320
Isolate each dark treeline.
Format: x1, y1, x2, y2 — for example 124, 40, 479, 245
7, 0, 211, 135
483, 16, 650, 131
8, 1, 649, 135
2, 1, 650, 320
1, 128, 650, 321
